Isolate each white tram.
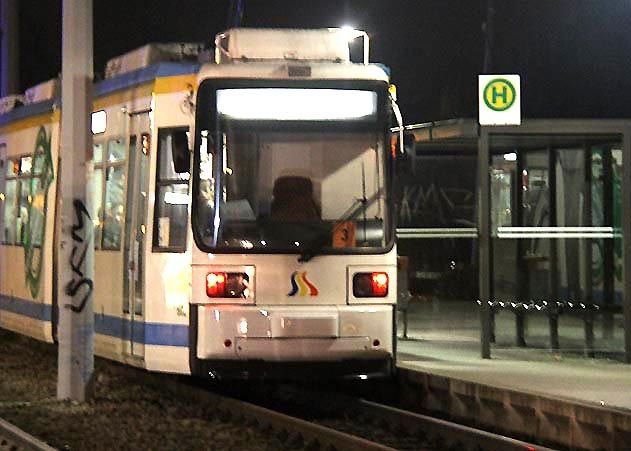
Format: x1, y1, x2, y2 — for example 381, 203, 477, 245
0, 28, 400, 379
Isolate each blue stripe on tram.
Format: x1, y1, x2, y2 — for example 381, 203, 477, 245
0, 294, 52, 321
0, 294, 188, 347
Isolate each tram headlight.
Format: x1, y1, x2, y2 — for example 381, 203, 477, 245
352, 272, 388, 297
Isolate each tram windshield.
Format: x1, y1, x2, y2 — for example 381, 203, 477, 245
193, 86, 391, 254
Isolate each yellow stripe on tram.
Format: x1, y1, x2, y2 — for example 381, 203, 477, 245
0, 73, 196, 133
0, 110, 60, 134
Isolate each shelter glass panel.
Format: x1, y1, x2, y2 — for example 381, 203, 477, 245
489, 134, 624, 359
395, 148, 479, 352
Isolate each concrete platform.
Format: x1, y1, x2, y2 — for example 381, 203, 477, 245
395, 300, 631, 450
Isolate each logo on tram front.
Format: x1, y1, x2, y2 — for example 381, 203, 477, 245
287, 271, 319, 297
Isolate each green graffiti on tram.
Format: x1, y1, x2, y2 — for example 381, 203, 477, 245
24, 126, 54, 298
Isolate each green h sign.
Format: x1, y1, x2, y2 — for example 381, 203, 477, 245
483, 78, 516, 112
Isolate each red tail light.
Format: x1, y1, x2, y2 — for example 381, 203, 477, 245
206, 272, 226, 297
206, 272, 250, 298
371, 272, 389, 296
353, 272, 389, 297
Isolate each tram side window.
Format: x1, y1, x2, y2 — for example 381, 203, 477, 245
29, 153, 47, 247
0, 148, 10, 244
92, 165, 104, 248
93, 139, 126, 250
2, 156, 17, 244
17, 159, 30, 245
2, 155, 45, 246
153, 128, 189, 252
2, 178, 17, 244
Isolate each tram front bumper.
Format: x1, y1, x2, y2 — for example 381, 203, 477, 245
196, 304, 393, 361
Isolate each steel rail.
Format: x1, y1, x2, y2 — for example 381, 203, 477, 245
358, 399, 558, 451
144, 371, 396, 451
0, 417, 56, 451
213, 396, 396, 451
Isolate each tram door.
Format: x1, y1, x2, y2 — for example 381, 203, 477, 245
122, 113, 150, 359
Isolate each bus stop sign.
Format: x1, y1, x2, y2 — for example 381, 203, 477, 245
479, 74, 521, 126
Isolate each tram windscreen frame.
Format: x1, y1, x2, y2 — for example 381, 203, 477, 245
191, 79, 394, 256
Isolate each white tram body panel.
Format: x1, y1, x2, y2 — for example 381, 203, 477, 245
0, 54, 200, 375
189, 28, 398, 377
194, 250, 397, 362
0, 103, 60, 343
87, 65, 198, 373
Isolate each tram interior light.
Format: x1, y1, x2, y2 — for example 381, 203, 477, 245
216, 88, 377, 121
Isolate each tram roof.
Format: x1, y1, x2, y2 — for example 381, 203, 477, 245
0, 62, 200, 127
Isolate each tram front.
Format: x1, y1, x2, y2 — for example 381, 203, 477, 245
189, 28, 397, 379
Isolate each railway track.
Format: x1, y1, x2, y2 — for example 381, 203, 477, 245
214, 382, 559, 451
0, 416, 55, 451
0, 343, 558, 451
338, 398, 556, 451
168, 379, 557, 450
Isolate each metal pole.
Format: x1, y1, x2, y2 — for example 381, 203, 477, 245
0, 0, 19, 96
57, 0, 94, 401
515, 151, 528, 346
226, 0, 245, 28
622, 125, 631, 363
583, 144, 595, 357
602, 147, 615, 339
479, 129, 492, 358
482, 0, 495, 74
548, 146, 560, 351
479, 0, 496, 358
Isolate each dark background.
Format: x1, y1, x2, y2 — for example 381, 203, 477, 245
17, 0, 631, 124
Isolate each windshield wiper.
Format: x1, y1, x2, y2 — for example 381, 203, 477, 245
298, 189, 382, 263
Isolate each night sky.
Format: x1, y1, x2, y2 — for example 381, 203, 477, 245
16, 0, 631, 124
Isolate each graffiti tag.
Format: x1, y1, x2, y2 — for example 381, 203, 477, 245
65, 199, 93, 313
399, 183, 475, 227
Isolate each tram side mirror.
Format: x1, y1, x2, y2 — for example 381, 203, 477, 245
172, 130, 190, 174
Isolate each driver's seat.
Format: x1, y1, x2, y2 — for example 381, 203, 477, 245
270, 176, 321, 221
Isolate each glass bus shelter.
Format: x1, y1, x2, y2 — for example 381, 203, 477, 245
396, 119, 631, 362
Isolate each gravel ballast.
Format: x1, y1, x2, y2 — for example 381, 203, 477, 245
0, 329, 292, 450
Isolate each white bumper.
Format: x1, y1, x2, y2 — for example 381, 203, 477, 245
196, 304, 393, 361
